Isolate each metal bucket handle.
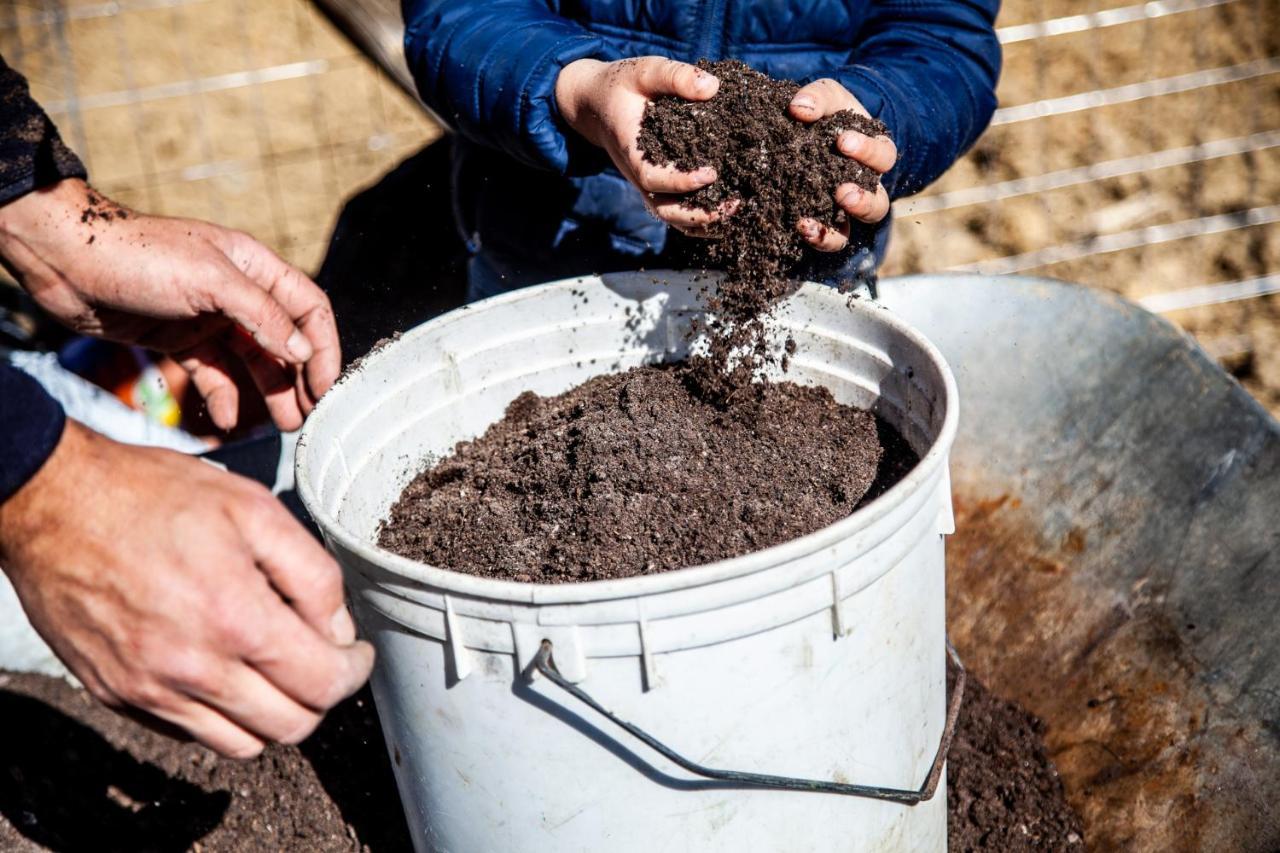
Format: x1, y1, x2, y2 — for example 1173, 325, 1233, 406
525, 638, 965, 805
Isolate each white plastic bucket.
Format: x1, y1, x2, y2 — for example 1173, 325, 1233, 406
296, 272, 959, 853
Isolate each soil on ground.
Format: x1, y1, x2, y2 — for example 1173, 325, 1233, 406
948, 671, 1086, 851
0, 668, 1082, 851
378, 363, 914, 583
638, 59, 889, 400
0, 671, 409, 853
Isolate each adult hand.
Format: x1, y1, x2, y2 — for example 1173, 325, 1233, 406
0, 420, 374, 757
788, 78, 897, 252
0, 178, 339, 431
556, 57, 738, 236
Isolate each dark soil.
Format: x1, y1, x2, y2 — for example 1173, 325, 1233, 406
0, 668, 1081, 851
948, 673, 1086, 851
638, 59, 889, 398
0, 671, 410, 853
378, 363, 912, 583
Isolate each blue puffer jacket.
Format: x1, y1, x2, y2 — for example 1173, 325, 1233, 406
402, 0, 1001, 297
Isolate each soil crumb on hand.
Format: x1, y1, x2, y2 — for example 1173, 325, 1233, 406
948, 673, 1086, 851
638, 59, 889, 401
378, 364, 915, 583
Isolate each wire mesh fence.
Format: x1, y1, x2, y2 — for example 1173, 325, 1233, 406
1, 0, 1277, 409
0, 0, 437, 273
884, 0, 1279, 409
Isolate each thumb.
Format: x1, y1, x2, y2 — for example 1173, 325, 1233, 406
639, 58, 719, 101
198, 261, 313, 365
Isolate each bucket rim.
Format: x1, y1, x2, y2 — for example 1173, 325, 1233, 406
296, 271, 960, 605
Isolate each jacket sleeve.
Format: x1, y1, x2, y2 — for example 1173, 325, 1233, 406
828, 0, 1001, 199
402, 0, 618, 175
0, 364, 66, 503
0, 53, 87, 205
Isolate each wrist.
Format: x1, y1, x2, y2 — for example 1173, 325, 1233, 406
555, 58, 605, 138
0, 419, 92, 568
0, 179, 119, 284
0, 177, 91, 242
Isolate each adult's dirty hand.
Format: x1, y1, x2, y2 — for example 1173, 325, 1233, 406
0, 177, 339, 432
788, 78, 897, 251
0, 420, 375, 758
555, 56, 739, 235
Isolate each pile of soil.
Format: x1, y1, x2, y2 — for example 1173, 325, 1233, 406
378, 364, 915, 582
948, 674, 1086, 851
0, 668, 1082, 851
638, 59, 888, 397
0, 672, 409, 853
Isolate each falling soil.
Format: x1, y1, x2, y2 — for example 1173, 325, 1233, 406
379, 364, 912, 582
638, 59, 889, 399
1, 668, 1081, 851
948, 672, 1086, 851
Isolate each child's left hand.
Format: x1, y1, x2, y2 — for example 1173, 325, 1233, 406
788, 79, 897, 252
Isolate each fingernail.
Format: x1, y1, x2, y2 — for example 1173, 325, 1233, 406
694, 72, 717, 95
694, 167, 717, 183
330, 607, 357, 645
798, 219, 818, 238
839, 132, 863, 156
792, 95, 816, 112
286, 330, 313, 362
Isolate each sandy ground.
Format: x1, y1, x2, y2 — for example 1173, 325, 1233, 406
1, 0, 1278, 413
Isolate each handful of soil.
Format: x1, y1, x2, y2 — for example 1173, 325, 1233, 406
379, 364, 916, 583
638, 59, 889, 399
380, 62, 907, 583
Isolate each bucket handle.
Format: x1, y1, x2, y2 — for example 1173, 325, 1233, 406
525, 638, 965, 805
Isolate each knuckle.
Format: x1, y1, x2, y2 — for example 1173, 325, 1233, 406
160, 648, 217, 693
314, 563, 345, 604
209, 591, 264, 654
118, 678, 166, 710
234, 481, 279, 519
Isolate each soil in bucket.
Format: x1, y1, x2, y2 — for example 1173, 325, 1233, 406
380, 62, 897, 581
378, 363, 916, 582
0, 668, 1083, 851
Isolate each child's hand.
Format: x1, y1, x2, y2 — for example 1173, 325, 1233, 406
556, 57, 737, 236
788, 79, 897, 252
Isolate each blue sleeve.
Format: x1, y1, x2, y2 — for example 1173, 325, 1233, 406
828, 0, 1001, 199
0, 363, 66, 502
402, 0, 618, 175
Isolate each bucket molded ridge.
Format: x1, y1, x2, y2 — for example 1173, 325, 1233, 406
297, 271, 959, 853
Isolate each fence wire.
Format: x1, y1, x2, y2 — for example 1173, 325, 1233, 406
1, 0, 1276, 313
894, 0, 1277, 314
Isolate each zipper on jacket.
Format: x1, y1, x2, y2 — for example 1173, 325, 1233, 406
694, 0, 729, 61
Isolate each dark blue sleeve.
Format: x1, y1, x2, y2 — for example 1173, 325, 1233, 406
401, 0, 618, 175
0, 53, 87, 205
829, 0, 1001, 199
0, 364, 66, 502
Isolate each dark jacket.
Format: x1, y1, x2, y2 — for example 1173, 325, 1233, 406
0, 55, 84, 501
402, 0, 1002, 292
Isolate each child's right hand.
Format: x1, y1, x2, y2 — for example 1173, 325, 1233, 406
556, 57, 736, 236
